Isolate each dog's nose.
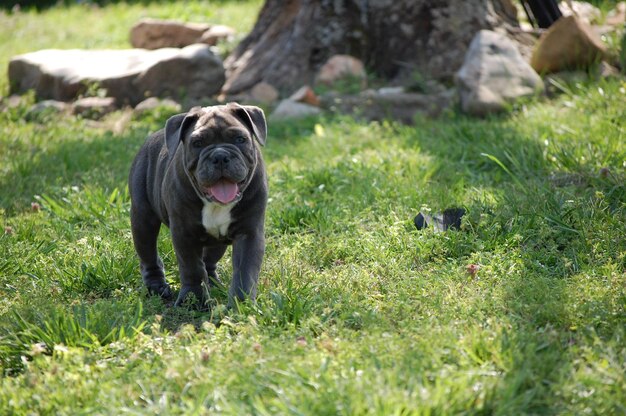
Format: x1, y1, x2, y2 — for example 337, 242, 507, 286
210, 150, 230, 166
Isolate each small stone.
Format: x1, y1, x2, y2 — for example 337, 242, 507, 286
72, 97, 117, 119
7, 94, 27, 108
315, 54, 366, 86
199, 25, 236, 46
270, 99, 321, 120
597, 61, 620, 79
250, 82, 279, 104
134, 97, 182, 114
559, 1, 601, 25
288, 85, 320, 107
27, 100, 70, 117
606, 2, 625, 26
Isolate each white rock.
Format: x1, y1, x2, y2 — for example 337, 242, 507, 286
270, 99, 321, 120
9, 44, 225, 106
456, 30, 544, 116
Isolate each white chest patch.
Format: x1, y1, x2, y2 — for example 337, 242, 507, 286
202, 202, 233, 239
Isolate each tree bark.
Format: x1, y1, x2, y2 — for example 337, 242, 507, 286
223, 0, 521, 95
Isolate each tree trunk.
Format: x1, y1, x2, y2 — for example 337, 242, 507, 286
223, 0, 521, 95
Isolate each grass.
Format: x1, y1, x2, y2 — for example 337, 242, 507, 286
1, 1, 626, 414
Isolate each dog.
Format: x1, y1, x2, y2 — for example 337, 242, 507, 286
128, 103, 267, 307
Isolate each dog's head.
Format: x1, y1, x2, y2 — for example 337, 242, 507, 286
164, 103, 266, 205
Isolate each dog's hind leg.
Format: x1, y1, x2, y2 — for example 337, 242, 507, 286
203, 244, 228, 288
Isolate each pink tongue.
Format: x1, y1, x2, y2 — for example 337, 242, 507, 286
208, 179, 238, 204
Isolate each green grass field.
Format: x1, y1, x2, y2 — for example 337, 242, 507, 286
1, 1, 625, 414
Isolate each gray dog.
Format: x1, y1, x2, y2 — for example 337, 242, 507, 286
128, 103, 267, 307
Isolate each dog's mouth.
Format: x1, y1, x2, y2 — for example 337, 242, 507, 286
203, 178, 242, 204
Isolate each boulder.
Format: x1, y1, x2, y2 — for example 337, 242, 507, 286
456, 30, 544, 117
130, 18, 210, 49
315, 55, 366, 86
270, 99, 321, 120
8, 44, 225, 106
531, 16, 607, 74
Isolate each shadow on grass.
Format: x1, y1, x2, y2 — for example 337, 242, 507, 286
0, 118, 153, 213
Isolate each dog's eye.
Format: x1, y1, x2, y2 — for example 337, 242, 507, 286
191, 139, 203, 148
235, 136, 246, 144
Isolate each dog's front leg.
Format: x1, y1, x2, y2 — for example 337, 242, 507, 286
229, 232, 265, 306
171, 227, 209, 308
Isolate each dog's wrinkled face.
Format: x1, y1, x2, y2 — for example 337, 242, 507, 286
165, 103, 266, 205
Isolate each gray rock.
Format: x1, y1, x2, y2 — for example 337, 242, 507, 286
9, 44, 225, 106
456, 30, 544, 117
321, 89, 455, 124
72, 96, 117, 119
134, 97, 182, 114
130, 19, 210, 49
28, 100, 70, 114
250, 82, 279, 104
270, 99, 321, 120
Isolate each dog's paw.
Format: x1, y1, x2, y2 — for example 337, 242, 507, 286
175, 284, 210, 310
146, 283, 173, 300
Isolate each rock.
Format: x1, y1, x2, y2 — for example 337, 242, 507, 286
72, 97, 117, 119
270, 99, 321, 120
5, 94, 28, 109
606, 2, 625, 26
9, 44, 225, 106
130, 18, 210, 49
559, 1, 601, 25
250, 82, 279, 104
27, 100, 70, 115
199, 25, 236, 46
321, 88, 455, 124
597, 61, 620, 79
456, 30, 544, 117
315, 55, 366, 86
134, 97, 182, 114
288, 85, 320, 107
377, 86, 406, 95
531, 16, 607, 74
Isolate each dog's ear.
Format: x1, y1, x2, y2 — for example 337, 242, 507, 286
229, 103, 267, 146
164, 109, 200, 156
